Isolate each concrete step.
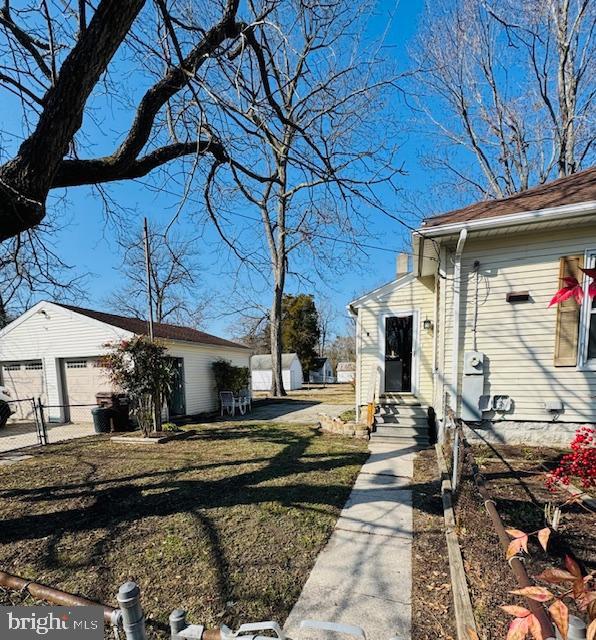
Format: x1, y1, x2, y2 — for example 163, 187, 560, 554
374, 415, 429, 426
371, 434, 429, 446
376, 405, 427, 418
374, 424, 428, 437
379, 393, 421, 406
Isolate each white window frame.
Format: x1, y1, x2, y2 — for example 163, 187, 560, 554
578, 248, 596, 370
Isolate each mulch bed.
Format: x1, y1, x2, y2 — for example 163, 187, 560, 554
454, 444, 595, 639
0, 423, 368, 636
412, 447, 456, 640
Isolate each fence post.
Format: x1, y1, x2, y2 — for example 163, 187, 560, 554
37, 398, 49, 445
169, 609, 187, 640
116, 582, 147, 640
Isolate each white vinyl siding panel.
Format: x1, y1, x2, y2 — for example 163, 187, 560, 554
164, 341, 250, 414
356, 276, 435, 407
441, 226, 596, 422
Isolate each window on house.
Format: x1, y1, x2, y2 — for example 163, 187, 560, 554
2, 363, 21, 371
24, 361, 43, 370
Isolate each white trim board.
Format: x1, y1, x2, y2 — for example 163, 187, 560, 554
348, 274, 415, 310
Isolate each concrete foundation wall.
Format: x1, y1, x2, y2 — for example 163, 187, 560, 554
464, 420, 585, 447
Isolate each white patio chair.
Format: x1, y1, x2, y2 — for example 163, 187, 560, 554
237, 388, 252, 415
219, 391, 236, 417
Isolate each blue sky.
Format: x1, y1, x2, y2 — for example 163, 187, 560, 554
2, 0, 462, 340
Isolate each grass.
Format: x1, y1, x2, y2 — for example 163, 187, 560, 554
0, 422, 367, 635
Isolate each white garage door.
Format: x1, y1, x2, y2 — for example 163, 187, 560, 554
0, 361, 46, 421
62, 358, 113, 420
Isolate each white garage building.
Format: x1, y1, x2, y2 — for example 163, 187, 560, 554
251, 353, 303, 391
0, 301, 250, 423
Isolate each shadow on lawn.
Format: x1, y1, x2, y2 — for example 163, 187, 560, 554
0, 426, 366, 564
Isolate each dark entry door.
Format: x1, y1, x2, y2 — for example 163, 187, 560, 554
384, 316, 413, 392
168, 358, 186, 416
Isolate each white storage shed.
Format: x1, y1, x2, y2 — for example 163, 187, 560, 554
251, 353, 303, 391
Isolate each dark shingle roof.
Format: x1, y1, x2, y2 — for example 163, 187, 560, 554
57, 304, 248, 350
422, 166, 596, 229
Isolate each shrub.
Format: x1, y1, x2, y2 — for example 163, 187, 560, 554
102, 336, 175, 436
212, 359, 250, 394
545, 426, 596, 491
161, 422, 179, 432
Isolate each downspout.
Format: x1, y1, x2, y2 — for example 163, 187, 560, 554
450, 228, 468, 419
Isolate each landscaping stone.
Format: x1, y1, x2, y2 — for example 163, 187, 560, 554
317, 413, 369, 439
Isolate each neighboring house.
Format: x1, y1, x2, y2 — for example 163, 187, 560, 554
0, 301, 249, 423
349, 167, 596, 445
336, 362, 356, 383
309, 357, 334, 383
251, 353, 303, 391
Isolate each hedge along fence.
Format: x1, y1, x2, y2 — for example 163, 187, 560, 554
212, 359, 250, 394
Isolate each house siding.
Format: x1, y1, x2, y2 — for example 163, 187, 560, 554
151, 341, 249, 415
356, 276, 435, 408
438, 225, 596, 423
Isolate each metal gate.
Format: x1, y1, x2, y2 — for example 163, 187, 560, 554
0, 397, 48, 454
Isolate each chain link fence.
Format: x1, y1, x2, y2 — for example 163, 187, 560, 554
0, 398, 47, 453
0, 398, 104, 454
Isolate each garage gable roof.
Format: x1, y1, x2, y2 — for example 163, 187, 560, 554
422, 166, 596, 228
56, 304, 248, 350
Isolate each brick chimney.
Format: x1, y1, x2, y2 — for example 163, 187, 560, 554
396, 252, 410, 278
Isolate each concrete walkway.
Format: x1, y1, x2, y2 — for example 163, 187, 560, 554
284, 443, 415, 640
229, 401, 353, 425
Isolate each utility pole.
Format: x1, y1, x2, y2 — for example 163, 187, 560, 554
143, 217, 159, 432
143, 217, 154, 340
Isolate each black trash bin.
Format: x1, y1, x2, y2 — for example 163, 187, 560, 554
96, 392, 131, 431
0, 400, 11, 429
91, 406, 114, 433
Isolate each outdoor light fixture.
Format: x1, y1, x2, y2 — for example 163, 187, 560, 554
423, 317, 433, 331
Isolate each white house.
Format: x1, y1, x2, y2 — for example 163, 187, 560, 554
349, 167, 596, 445
336, 362, 356, 383
0, 301, 250, 422
309, 357, 334, 383
251, 353, 303, 391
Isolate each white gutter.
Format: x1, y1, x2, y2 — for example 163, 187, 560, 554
416, 200, 596, 238
450, 228, 468, 415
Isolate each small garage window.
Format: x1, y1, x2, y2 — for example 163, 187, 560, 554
66, 359, 88, 368
25, 361, 43, 370
2, 363, 21, 371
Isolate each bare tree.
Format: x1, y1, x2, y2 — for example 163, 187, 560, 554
410, 0, 595, 199
201, 0, 400, 395
106, 223, 205, 326
0, 0, 247, 241
317, 302, 337, 358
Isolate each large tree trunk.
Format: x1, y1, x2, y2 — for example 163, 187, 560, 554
270, 262, 286, 397
0, 0, 146, 240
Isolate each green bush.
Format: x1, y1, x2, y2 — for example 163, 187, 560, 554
161, 422, 179, 432
212, 359, 250, 394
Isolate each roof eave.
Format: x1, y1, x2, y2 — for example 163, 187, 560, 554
418, 200, 596, 238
